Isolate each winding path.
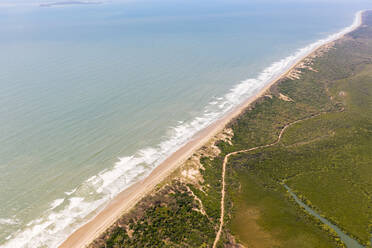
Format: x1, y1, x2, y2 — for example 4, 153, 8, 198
212, 113, 321, 248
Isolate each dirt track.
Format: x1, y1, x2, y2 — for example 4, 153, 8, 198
212, 113, 322, 248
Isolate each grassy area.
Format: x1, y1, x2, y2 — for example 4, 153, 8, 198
228, 172, 339, 248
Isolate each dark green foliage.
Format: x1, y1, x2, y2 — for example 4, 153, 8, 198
105, 227, 129, 248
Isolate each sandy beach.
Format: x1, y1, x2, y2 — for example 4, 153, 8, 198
59, 11, 363, 248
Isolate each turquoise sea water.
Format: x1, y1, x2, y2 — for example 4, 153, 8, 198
0, 0, 370, 247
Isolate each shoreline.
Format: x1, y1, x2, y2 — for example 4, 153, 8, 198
59, 10, 363, 248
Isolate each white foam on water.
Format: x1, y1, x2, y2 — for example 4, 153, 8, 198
2, 10, 362, 248
64, 188, 77, 196
0, 218, 19, 226
49, 199, 65, 210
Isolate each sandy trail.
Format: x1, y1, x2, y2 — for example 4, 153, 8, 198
212, 114, 322, 248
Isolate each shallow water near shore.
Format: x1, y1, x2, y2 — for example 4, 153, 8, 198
0, 0, 371, 247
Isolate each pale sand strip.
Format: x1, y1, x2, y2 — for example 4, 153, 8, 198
59, 11, 363, 248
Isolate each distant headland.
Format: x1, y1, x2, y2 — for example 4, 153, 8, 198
39, 1, 102, 7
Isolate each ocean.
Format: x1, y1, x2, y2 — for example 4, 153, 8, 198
0, 0, 370, 247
